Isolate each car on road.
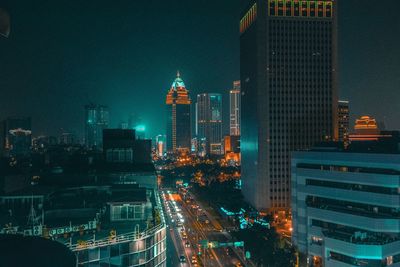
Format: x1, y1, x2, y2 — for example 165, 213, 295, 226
191, 256, 197, 264
179, 255, 186, 263
181, 232, 187, 239
185, 241, 190, 248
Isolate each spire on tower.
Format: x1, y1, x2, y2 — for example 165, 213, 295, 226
177, 70, 180, 78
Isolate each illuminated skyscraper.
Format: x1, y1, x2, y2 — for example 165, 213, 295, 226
196, 93, 223, 155
230, 81, 241, 136
338, 100, 349, 142
240, 0, 338, 211
85, 104, 109, 149
166, 72, 191, 153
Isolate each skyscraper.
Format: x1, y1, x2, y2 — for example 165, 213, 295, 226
196, 93, 223, 155
240, 0, 338, 211
85, 104, 109, 149
230, 81, 241, 136
155, 134, 167, 157
338, 100, 349, 143
0, 117, 32, 157
166, 71, 191, 153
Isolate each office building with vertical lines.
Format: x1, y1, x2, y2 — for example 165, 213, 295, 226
196, 93, 223, 155
230, 81, 241, 136
240, 0, 338, 211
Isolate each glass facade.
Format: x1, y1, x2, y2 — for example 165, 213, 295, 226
196, 93, 223, 155
229, 81, 241, 136
85, 104, 109, 149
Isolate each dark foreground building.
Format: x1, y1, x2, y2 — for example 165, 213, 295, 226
240, 0, 338, 212
0, 235, 77, 267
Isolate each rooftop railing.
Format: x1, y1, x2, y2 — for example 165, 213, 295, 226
67, 191, 166, 252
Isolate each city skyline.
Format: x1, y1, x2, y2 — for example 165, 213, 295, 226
0, 1, 399, 139
0, 1, 400, 266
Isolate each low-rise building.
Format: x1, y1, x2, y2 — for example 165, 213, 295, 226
292, 138, 400, 267
0, 167, 166, 267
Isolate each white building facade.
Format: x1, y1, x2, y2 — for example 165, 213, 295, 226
292, 150, 400, 267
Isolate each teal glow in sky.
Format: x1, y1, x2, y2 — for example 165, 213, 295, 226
135, 125, 146, 132
0, 0, 399, 138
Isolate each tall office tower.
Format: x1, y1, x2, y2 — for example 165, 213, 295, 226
85, 104, 109, 149
166, 71, 191, 153
240, 0, 338, 211
230, 81, 241, 136
338, 100, 349, 142
0, 117, 32, 157
196, 93, 223, 155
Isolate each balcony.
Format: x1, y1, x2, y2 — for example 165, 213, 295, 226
323, 236, 400, 261
322, 230, 400, 246
307, 208, 400, 232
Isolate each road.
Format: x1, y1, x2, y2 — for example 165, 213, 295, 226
186, 189, 255, 267
161, 188, 248, 267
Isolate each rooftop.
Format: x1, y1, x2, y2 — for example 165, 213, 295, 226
311, 131, 400, 154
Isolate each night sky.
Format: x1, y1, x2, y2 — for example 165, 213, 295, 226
0, 0, 399, 139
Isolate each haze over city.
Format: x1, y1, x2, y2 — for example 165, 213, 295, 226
0, 1, 400, 267
0, 0, 399, 138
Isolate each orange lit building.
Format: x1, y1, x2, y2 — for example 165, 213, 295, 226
349, 115, 383, 141
224, 135, 240, 164
166, 71, 191, 153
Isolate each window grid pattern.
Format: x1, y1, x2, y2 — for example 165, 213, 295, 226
267, 18, 334, 209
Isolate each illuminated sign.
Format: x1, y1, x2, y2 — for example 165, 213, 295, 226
268, 0, 333, 18
240, 3, 257, 34
48, 221, 97, 236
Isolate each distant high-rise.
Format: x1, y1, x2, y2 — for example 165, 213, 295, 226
230, 81, 241, 136
59, 132, 76, 145
166, 71, 191, 153
240, 0, 338, 211
0, 117, 32, 157
338, 100, 349, 142
155, 134, 167, 157
128, 114, 146, 139
348, 115, 387, 142
85, 104, 109, 149
196, 93, 223, 155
